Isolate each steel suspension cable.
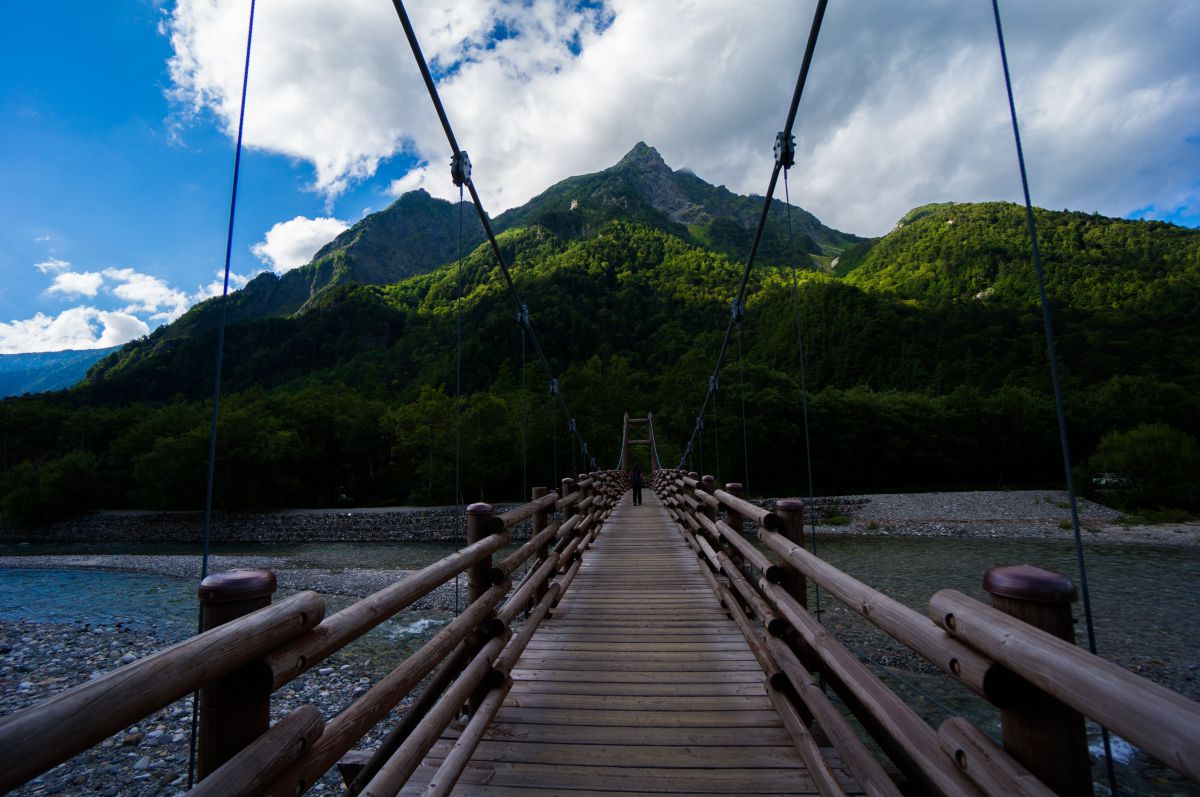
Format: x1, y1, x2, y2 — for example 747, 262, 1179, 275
679, 0, 829, 464
188, 0, 255, 788
990, 2, 1116, 791
390, 0, 597, 472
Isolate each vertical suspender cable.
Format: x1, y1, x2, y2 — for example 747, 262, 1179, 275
783, 168, 824, 628
187, 0, 255, 788
735, 315, 750, 493
991, 2, 1116, 792
712, 381, 721, 484
454, 184, 465, 616
520, 319, 527, 500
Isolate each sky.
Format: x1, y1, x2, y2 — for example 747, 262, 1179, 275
1, 0, 1197, 354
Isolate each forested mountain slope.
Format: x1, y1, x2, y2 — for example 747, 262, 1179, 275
3, 177, 1197, 522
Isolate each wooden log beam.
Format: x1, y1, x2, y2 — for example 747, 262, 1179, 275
265, 533, 509, 690
715, 489, 781, 530
360, 632, 511, 796
763, 634, 902, 797
760, 529, 1018, 707
494, 584, 561, 679
761, 581, 982, 797
936, 717, 1056, 797
496, 521, 560, 577
0, 591, 324, 794
497, 554, 560, 624
717, 552, 789, 636
260, 584, 508, 797
190, 705, 324, 797
765, 686, 849, 797
421, 677, 514, 797
930, 589, 1200, 783
498, 491, 559, 528
346, 640, 477, 796
708, 516, 781, 581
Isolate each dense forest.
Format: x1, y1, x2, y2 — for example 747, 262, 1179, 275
2, 188, 1198, 525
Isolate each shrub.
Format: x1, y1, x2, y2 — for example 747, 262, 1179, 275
1082, 423, 1200, 512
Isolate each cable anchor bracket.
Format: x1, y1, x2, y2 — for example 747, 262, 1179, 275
774, 132, 795, 169
731, 298, 745, 323
450, 150, 472, 187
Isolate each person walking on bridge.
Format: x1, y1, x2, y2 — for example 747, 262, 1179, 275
631, 464, 644, 506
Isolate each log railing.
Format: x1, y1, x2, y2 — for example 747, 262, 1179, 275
0, 469, 626, 796
650, 467, 1200, 797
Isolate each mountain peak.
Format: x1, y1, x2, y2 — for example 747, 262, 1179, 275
615, 142, 669, 172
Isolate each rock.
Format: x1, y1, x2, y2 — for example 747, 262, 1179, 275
122, 733, 144, 746
133, 755, 150, 770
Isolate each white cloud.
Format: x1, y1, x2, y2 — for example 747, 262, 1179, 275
46, 271, 105, 299
0, 307, 149, 354
167, 1, 1200, 235
251, 215, 349, 273
102, 268, 191, 322
34, 257, 72, 274
194, 269, 256, 302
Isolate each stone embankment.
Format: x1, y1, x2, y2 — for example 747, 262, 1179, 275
0, 504, 519, 545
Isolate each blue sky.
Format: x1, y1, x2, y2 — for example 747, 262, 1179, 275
2, 0, 1197, 353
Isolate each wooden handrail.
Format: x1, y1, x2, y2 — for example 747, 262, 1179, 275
0, 590, 324, 792
499, 490, 559, 528
714, 488, 780, 530
759, 528, 1019, 706
931, 589, 1200, 784
264, 531, 510, 690
261, 583, 510, 796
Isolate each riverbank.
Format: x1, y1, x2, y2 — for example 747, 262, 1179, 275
2, 490, 1195, 548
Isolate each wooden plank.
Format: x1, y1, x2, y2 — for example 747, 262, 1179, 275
509, 668, 765, 684
483, 722, 794, 746
507, 680, 767, 697
502, 693, 775, 711
406, 491, 819, 795
404, 760, 821, 794
489, 710, 787, 729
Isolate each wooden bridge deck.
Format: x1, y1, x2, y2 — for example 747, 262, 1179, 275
403, 491, 859, 795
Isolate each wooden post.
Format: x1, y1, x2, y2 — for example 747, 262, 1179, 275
197, 569, 277, 780
773, 500, 807, 610
465, 503, 497, 607
701, 475, 717, 521
983, 565, 1091, 797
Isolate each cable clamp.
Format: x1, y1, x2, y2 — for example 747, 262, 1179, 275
450, 150, 472, 187
517, 304, 529, 328
731, 298, 745, 322
709, 375, 719, 392
581, 442, 588, 455
549, 378, 558, 397
696, 416, 704, 431
774, 132, 795, 169
568, 419, 577, 433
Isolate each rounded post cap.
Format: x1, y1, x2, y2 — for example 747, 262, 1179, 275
701, 475, 715, 487
467, 502, 495, 515
774, 499, 805, 513
984, 565, 1077, 603
724, 482, 744, 494
198, 569, 276, 602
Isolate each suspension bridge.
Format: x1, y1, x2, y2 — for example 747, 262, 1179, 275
2, 1, 1198, 795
